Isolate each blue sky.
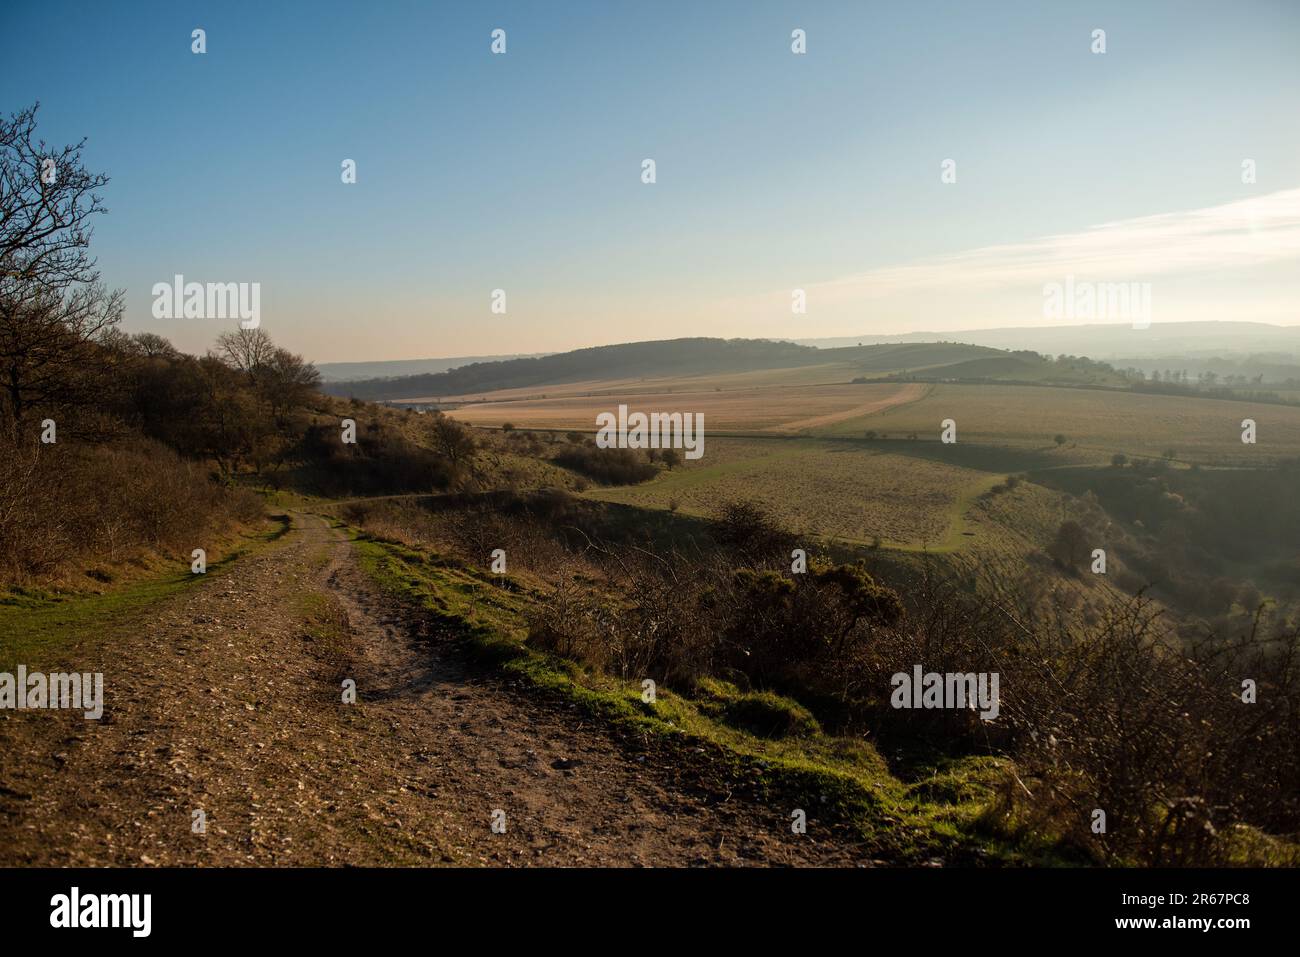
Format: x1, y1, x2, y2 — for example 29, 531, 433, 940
4, 0, 1298, 361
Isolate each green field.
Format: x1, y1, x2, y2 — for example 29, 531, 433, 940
816, 383, 1300, 465
584, 436, 1013, 549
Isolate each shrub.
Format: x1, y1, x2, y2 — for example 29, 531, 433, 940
553, 444, 656, 485
713, 499, 795, 561
716, 563, 903, 696
0, 434, 262, 584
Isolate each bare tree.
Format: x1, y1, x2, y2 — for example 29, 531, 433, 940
125, 331, 180, 359
1, 103, 109, 295
214, 327, 276, 384
0, 104, 122, 429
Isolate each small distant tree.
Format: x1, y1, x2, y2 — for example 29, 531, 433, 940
660, 448, 681, 469
428, 411, 477, 474
1047, 519, 1091, 570
1236, 581, 1263, 612
1054, 434, 1067, 447
1111, 452, 1128, 468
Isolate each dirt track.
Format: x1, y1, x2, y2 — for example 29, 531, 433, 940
0, 513, 863, 866
771, 382, 931, 433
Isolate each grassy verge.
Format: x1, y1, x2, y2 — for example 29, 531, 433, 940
0, 514, 291, 670
348, 526, 1071, 865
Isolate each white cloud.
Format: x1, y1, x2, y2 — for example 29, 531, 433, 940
817, 187, 1300, 301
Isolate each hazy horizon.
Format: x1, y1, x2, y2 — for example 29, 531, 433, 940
313, 319, 1300, 380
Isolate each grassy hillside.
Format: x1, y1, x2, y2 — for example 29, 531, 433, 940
825, 342, 1003, 374
583, 436, 999, 549
324, 339, 1112, 403
324, 338, 824, 401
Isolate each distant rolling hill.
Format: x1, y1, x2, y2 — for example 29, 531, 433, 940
834, 343, 1127, 387
830, 341, 1006, 374
315, 353, 548, 382
925, 354, 1052, 379
795, 321, 1300, 360
322, 337, 1124, 403
323, 338, 824, 401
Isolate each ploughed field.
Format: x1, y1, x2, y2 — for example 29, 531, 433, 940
442, 380, 927, 434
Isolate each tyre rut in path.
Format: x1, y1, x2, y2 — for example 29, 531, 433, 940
0, 511, 863, 866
